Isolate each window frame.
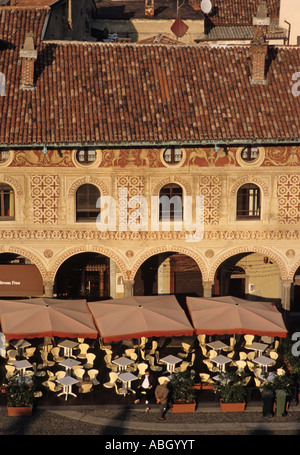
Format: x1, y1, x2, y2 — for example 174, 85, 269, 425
75, 149, 97, 165
159, 183, 183, 221
0, 183, 15, 220
236, 183, 261, 220
76, 183, 100, 222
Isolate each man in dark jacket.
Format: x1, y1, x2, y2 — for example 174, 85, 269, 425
155, 378, 170, 420
134, 370, 156, 405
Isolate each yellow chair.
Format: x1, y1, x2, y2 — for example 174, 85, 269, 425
244, 334, 255, 349
51, 347, 64, 363
46, 380, 62, 392
88, 369, 100, 386
24, 347, 36, 359
235, 360, 246, 373
84, 353, 96, 369
7, 349, 18, 364
5, 364, 16, 380
56, 371, 66, 380
77, 343, 90, 359
74, 368, 85, 381
197, 334, 206, 346
199, 373, 214, 384
103, 372, 118, 388
137, 362, 148, 377
78, 382, 93, 394
239, 352, 247, 360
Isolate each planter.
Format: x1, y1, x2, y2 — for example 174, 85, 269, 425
7, 405, 33, 416
200, 384, 215, 390
220, 400, 246, 413
172, 401, 196, 413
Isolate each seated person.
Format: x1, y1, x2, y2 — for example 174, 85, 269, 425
134, 370, 156, 404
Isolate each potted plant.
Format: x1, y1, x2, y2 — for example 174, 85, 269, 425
214, 371, 247, 412
4, 377, 35, 416
170, 370, 197, 413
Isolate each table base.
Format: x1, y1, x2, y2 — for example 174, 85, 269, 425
58, 387, 77, 401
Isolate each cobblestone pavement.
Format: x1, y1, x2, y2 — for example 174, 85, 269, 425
1, 405, 300, 437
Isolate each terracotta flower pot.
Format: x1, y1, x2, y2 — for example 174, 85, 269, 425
7, 405, 33, 416
172, 401, 196, 413
220, 400, 246, 412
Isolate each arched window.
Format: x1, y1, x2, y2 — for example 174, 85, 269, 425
236, 183, 260, 219
76, 184, 100, 221
159, 183, 183, 221
0, 183, 14, 220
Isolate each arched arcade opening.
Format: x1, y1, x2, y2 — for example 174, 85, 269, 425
54, 252, 124, 301
214, 252, 281, 304
133, 252, 203, 298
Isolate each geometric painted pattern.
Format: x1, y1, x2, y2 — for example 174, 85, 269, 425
199, 175, 221, 224
31, 175, 59, 224
117, 176, 145, 230
277, 174, 300, 224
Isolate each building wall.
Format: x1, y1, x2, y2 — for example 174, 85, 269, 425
279, 0, 300, 45
93, 18, 204, 43
1, 146, 299, 308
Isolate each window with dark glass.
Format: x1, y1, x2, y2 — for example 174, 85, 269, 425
76, 184, 100, 221
0, 184, 14, 219
76, 149, 97, 165
163, 147, 183, 165
159, 183, 183, 221
236, 183, 260, 219
241, 147, 259, 162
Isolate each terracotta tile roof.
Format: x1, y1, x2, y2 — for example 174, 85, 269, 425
0, 10, 300, 146
200, 23, 286, 42
207, 0, 280, 26
0, 7, 49, 47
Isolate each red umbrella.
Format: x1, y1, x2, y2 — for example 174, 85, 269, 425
0, 298, 98, 339
186, 296, 287, 337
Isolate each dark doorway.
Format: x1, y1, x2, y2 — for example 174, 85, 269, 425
55, 253, 110, 301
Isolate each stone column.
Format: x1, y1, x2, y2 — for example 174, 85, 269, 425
281, 279, 293, 312
123, 279, 134, 297
202, 280, 214, 298
44, 280, 54, 298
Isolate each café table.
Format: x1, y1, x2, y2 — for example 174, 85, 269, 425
57, 376, 79, 400
253, 355, 274, 374
259, 371, 277, 383
206, 340, 228, 354
58, 339, 79, 358
210, 355, 231, 372
59, 358, 81, 375
12, 359, 33, 378
160, 354, 182, 373
213, 374, 231, 384
248, 342, 268, 357
118, 372, 139, 395
10, 339, 31, 356
112, 356, 134, 372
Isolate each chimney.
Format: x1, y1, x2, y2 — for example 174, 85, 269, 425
249, 1, 270, 85
19, 34, 37, 89
145, 0, 154, 16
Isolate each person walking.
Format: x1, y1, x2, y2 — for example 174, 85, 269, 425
155, 378, 170, 421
